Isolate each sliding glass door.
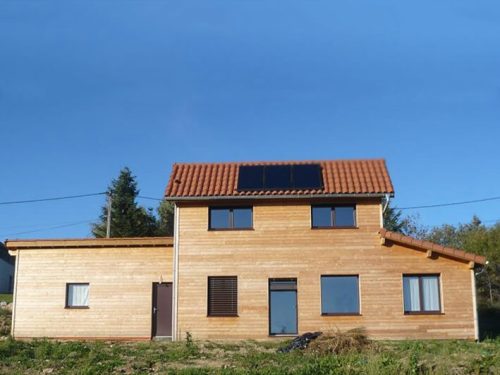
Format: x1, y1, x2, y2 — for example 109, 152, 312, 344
269, 279, 297, 335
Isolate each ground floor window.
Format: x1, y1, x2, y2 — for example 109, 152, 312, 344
403, 274, 441, 314
269, 278, 297, 335
65, 283, 89, 308
321, 275, 360, 315
207, 276, 238, 316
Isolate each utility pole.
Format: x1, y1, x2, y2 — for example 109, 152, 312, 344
106, 193, 112, 238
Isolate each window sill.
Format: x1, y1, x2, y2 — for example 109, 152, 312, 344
65, 306, 89, 309
404, 311, 443, 315
208, 228, 254, 232
207, 314, 239, 318
312, 226, 359, 230
269, 334, 298, 337
321, 313, 361, 316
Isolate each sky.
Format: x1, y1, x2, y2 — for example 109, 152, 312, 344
1, 0, 499, 239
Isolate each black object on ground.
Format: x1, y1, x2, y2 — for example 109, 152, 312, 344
277, 332, 323, 353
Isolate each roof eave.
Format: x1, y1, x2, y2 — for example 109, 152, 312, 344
165, 192, 394, 202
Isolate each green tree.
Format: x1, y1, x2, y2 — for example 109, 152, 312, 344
382, 198, 427, 238
156, 200, 175, 237
92, 167, 159, 238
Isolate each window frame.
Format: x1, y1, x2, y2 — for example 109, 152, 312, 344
208, 206, 253, 231
268, 278, 298, 336
402, 274, 442, 315
320, 275, 361, 316
311, 205, 357, 229
207, 276, 238, 317
65, 282, 90, 309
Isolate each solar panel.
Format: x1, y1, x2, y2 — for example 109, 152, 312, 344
237, 164, 323, 191
264, 165, 292, 189
237, 166, 264, 190
292, 164, 323, 189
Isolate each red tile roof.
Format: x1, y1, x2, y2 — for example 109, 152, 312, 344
165, 159, 394, 199
379, 228, 486, 265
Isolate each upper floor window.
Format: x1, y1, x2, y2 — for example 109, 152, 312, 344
311, 205, 356, 228
403, 274, 441, 314
209, 207, 253, 230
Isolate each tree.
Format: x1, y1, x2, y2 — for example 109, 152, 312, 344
156, 200, 175, 237
425, 216, 500, 305
382, 198, 427, 238
92, 167, 159, 238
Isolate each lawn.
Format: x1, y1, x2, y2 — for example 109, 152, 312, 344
0, 294, 12, 304
0, 308, 499, 374
0, 334, 498, 374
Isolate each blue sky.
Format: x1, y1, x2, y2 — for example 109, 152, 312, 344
1, 0, 499, 239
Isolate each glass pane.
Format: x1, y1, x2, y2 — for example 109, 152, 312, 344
422, 276, 440, 311
68, 284, 89, 307
270, 290, 297, 334
334, 206, 355, 227
312, 207, 332, 227
264, 165, 292, 189
321, 276, 359, 314
292, 164, 322, 189
233, 208, 252, 229
237, 166, 264, 190
210, 208, 230, 229
403, 276, 421, 312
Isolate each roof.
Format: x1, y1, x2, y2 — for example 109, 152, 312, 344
5, 237, 173, 251
165, 159, 394, 200
379, 228, 486, 265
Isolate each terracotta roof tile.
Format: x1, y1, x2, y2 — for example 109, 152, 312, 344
165, 159, 394, 199
379, 228, 486, 265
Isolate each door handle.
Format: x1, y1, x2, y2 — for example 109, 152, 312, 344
153, 307, 158, 314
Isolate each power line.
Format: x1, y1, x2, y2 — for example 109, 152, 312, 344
397, 195, 500, 210
137, 195, 164, 201
1, 219, 94, 238
0, 192, 106, 206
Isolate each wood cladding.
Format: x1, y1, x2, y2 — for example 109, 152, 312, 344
12, 246, 172, 339
176, 200, 476, 340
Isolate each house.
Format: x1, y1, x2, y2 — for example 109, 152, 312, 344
0, 243, 14, 294
5, 159, 486, 341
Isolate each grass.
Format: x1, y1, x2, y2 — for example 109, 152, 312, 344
0, 309, 499, 374
0, 294, 12, 304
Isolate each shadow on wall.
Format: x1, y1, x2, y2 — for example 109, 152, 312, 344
479, 303, 500, 340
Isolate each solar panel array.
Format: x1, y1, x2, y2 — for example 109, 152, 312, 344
237, 164, 323, 191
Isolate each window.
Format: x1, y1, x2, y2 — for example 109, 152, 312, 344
269, 279, 297, 335
312, 205, 356, 228
209, 207, 252, 230
403, 275, 441, 314
321, 275, 360, 315
237, 164, 323, 191
207, 276, 238, 316
66, 283, 89, 308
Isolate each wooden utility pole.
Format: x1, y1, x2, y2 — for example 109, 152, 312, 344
106, 193, 112, 238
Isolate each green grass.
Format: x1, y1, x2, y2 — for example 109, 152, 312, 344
0, 336, 498, 374
0, 294, 12, 304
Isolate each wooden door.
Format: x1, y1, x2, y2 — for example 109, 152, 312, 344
152, 282, 172, 338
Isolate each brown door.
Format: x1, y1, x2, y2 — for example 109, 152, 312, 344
152, 282, 173, 338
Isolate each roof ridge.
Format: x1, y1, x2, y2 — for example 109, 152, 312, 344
172, 158, 387, 166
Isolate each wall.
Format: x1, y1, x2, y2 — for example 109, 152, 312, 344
13, 246, 172, 339
176, 199, 475, 340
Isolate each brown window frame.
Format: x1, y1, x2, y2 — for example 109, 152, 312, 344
403, 274, 442, 315
311, 205, 357, 229
208, 206, 253, 231
207, 276, 238, 317
65, 282, 90, 309
320, 275, 361, 316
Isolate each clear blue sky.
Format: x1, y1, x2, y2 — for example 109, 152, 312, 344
1, 1, 499, 239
